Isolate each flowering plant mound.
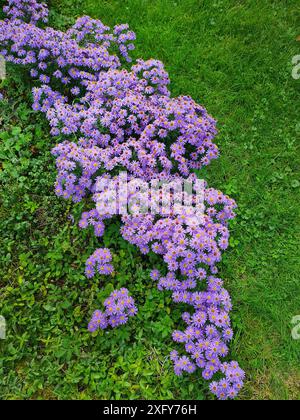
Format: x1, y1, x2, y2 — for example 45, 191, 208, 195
88, 288, 138, 332
0, 0, 245, 400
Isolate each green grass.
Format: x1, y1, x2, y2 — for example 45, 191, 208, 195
1, 0, 300, 400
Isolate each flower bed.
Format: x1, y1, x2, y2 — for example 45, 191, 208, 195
0, 0, 245, 400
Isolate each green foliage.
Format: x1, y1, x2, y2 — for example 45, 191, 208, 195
1, 0, 300, 400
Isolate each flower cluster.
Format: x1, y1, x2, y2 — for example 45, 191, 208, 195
41, 65, 218, 186
85, 248, 114, 279
0, 0, 244, 399
168, 274, 245, 400
3, 0, 48, 24
79, 209, 109, 237
0, 8, 136, 103
88, 288, 138, 332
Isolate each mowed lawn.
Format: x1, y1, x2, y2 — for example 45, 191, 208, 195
0, 0, 299, 400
